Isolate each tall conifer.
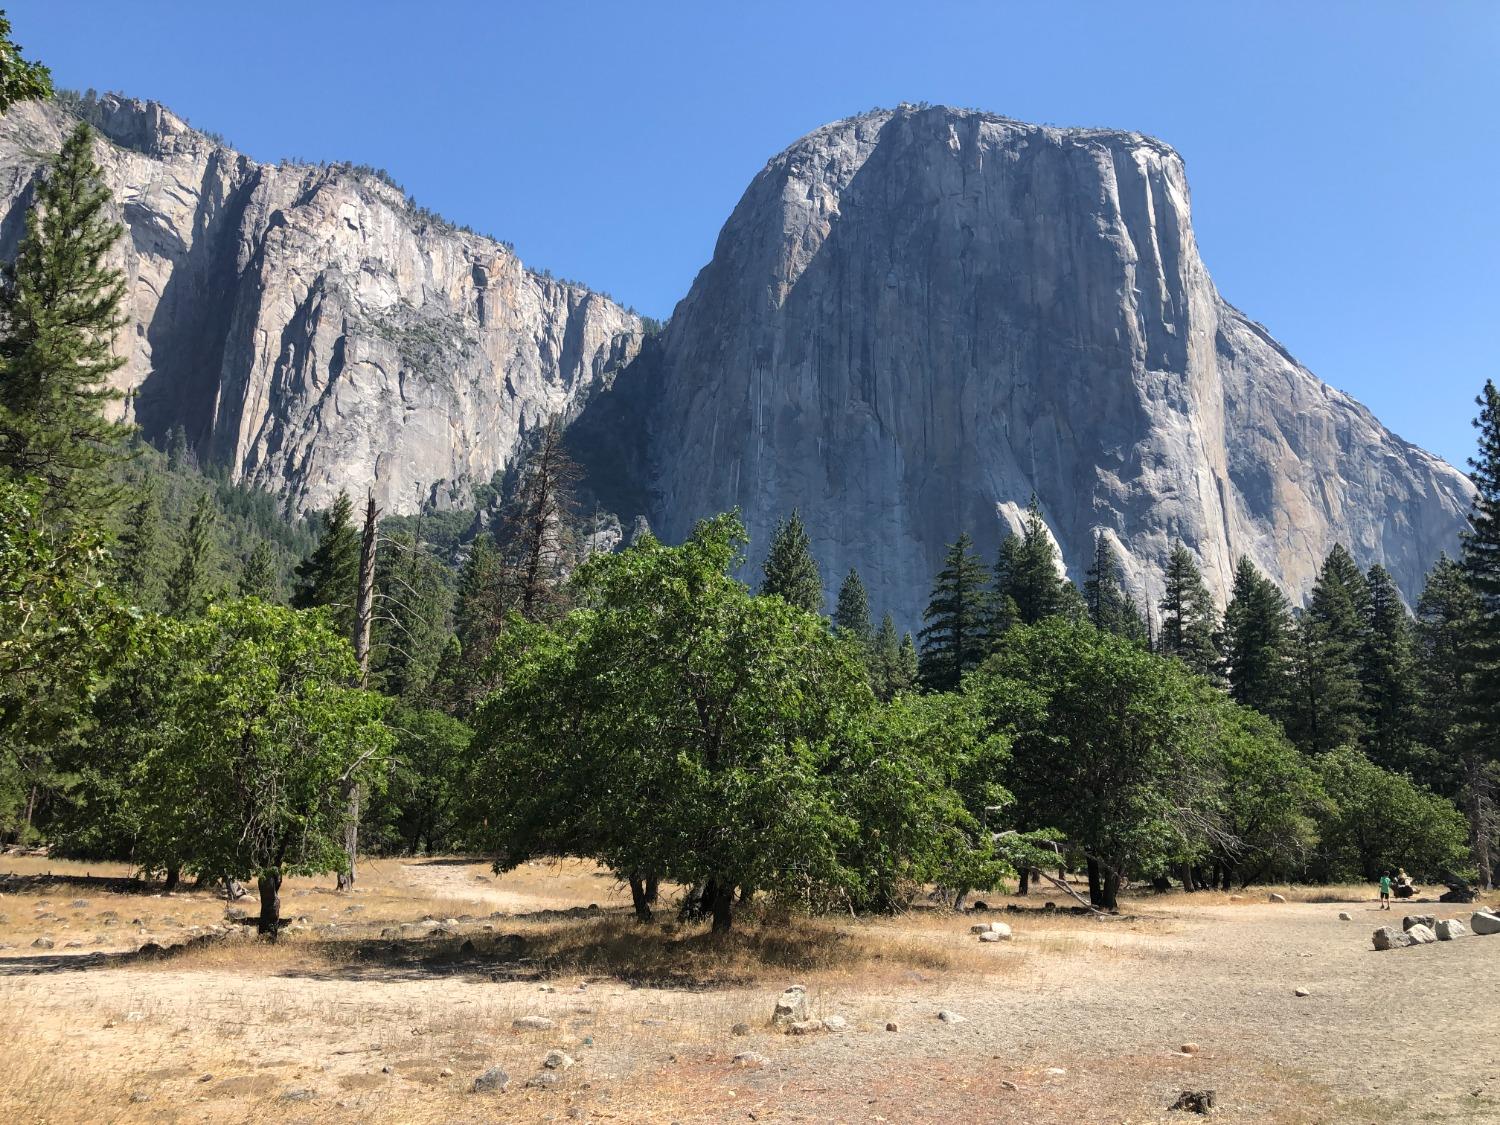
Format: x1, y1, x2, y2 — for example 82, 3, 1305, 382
1221, 555, 1292, 721
918, 533, 993, 691
1158, 542, 1220, 677
760, 509, 822, 614
833, 568, 873, 646
293, 490, 359, 635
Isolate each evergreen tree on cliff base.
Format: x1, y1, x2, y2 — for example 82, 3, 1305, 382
760, 509, 823, 614
1157, 543, 1220, 678
833, 567, 873, 647
0, 122, 131, 525
919, 533, 993, 692
293, 490, 359, 637
1220, 555, 1292, 722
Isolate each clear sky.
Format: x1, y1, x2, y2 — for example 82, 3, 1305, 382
9, 1, 1497, 467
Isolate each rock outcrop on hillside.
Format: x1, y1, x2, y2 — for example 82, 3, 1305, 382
647, 105, 1472, 621
0, 94, 642, 515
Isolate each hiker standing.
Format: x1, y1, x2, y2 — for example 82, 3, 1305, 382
1379, 871, 1392, 910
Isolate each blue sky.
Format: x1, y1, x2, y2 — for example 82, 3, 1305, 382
10, 1, 1497, 467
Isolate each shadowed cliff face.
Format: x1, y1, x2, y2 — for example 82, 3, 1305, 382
648, 105, 1472, 623
0, 94, 643, 516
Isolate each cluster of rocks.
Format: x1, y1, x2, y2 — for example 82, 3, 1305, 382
970, 921, 1013, 943
1372, 909, 1499, 950
767, 985, 847, 1034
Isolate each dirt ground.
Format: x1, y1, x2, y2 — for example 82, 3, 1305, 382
0, 855, 1496, 1124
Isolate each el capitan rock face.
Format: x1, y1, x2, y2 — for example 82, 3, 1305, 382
0, 96, 1472, 618
646, 105, 1472, 623
0, 93, 643, 516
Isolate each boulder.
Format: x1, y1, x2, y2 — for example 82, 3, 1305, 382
1435, 919, 1469, 941
787, 1019, 824, 1035
473, 1066, 509, 1093
1469, 909, 1500, 936
1406, 924, 1437, 944
770, 985, 808, 1029
1268, 893, 1287, 903
542, 1051, 574, 1070
512, 1016, 555, 1031
822, 1015, 848, 1031
1401, 914, 1435, 931
1372, 926, 1416, 950
978, 931, 1004, 943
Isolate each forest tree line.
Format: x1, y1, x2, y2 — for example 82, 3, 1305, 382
1, 41, 1497, 935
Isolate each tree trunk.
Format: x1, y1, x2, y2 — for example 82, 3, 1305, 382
644, 874, 659, 904
952, 886, 970, 912
338, 490, 379, 893
163, 865, 180, 894
628, 874, 654, 922
1086, 858, 1102, 907
257, 870, 283, 940
708, 881, 734, 934
1101, 868, 1121, 912
1017, 867, 1030, 896
1180, 863, 1196, 892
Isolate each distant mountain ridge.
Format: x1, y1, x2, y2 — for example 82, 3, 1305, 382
0, 95, 1472, 620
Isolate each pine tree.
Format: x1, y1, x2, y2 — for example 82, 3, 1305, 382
164, 492, 221, 617
1083, 532, 1143, 639
760, 509, 822, 614
292, 490, 359, 636
918, 533, 994, 691
870, 613, 902, 700
1158, 542, 1220, 677
991, 534, 1022, 639
1286, 545, 1368, 753
833, 568, 873, 646
1221, 555, 1292, 721
494, 416, 580, 622
166, 423, 189, 472
373, 527, 454, 700
1004, 496, 1069, 626
238, 539, 279, 600
1414, 555, 1478, 795
1459, 380, 1500, 886
897, 632, 919, 692
117, 480, 164, 610
1360, 563, 1421, 773
0, 122, 131, 525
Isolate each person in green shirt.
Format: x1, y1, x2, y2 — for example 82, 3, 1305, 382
1379, 872, 1392, 909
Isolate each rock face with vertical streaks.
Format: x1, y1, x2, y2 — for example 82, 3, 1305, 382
0, 93, 642, 515
646, 105, 1472, 623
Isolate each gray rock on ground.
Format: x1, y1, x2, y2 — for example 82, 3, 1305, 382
542, 1051, 574, 1070
1401, 914, 1435, 931
512, 1016, 555, 1031
1373, 926, 1416, 950
1435, 919, 1469, 941
733, 1051, 770, 1068
770, 985, 808, 1029
472, 1067, 510, 1094
1268, 893, 1287, 903
1338, 912, 1352, 921
937, 1010, 965, 1024
1470, 909, 1500, 936
1406, 924, 1437, 944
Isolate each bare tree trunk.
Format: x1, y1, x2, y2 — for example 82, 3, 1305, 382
163, 865, 180, 894
628, 874, 654, 922
338, 491, 379, 894
708, 881, 735, 934
257, 870, 283, 940
1017, 867, 1030, 895
1086, 858, 1102, 907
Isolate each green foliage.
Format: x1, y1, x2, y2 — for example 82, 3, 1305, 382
1287, 545, 1369, 753
970, 618, 1218, 907
238, 540, 278, 600
127, 600, 391, 884
1359, 563, 1421, 773
371, 525, 454, 701
760, 509, 823, 614
365, 704, 472, 855
0, 479, 126, 840
0, 122, 132, 525
919, 532, 993, 691
0, 14, 52, 110
1158, 542, 1220, 677
116, 476, 165, 610
164, 491, 222, 617
833, 567, 873, 646
1083, 533, 1145, 641
1309, 746, 1471, 882
868, 613, 915, 700
293, 490, 359, 637
1221, 555, 1292, 722
997, 496, 1073, 628
1413, 554, 1478, 795
470, 515, 867, 930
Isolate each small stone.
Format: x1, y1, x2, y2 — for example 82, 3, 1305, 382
733, 1051, 770, 1068
280, 1088, 314, 1103
1294, 987, 1310, 997
1180, 1043, 1200, 1055
969, 923, 991, 934
822, 1015, 847, 1031
1045, 1067, 1067, 1077
1338, 912, 1352, 921
1170, 1090, 1216, 1114
526, 1071, 561, 1089
473, 1066, 510, 1093
978, 930, 1004, 943
543, 1050, 574, 1070
1000, 1080, 1018, 1091
731, 1022, 751, 1036
937, 1010, 965, 1024
381, 1066, 393, 1075
30, 937, 53, 949
787, 1019, 824, 1034
129, 1091, 151, 1104
512, 1016, 555, 1031
439, 1067, 453, 1077
198, 1073, 213, 1083
885, 1021, 899, 1032
125, 1011, 145, 1022
1268, 893, 1286, 903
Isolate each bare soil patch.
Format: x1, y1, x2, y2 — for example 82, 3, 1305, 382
1, 857, 1495, 1123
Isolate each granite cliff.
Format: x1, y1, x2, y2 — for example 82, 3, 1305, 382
646, 105, 1472, 621
0, 93, 643, 515
0, 96, 1472, 619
